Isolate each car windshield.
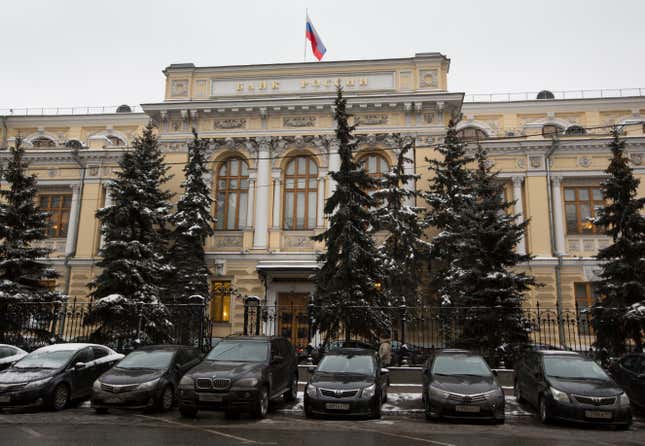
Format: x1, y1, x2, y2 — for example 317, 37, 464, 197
13, 349, 76, 369
206, 341, 269, 363
317, 355, 375, 375
0, 347, 17, 359
117, 350, 175, 370
543, 356, 609, 380
432, 355, 492, 377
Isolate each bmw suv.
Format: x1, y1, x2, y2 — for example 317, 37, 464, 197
178, 336, 298, 419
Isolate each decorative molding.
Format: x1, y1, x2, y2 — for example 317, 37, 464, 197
214, 118, 246, 129
283, 116, 316, 128
282, 233, 315, 249
630, 152, 643, 166
529, 156, 542, 169
170, 79, 189, 97
419, 69, 438, 89
356, 114, 388, 126
578, 156, 592, 168
212, 233, 243, 249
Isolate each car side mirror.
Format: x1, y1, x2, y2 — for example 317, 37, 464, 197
637, 373, 645, 380
271, 355, 284, 365
307, 366, 317, 374
74, 362, 86, 370
381, 368, 389, 375
492, 370, 498, 376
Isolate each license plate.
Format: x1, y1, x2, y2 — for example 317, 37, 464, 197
198, 394, 223, 402
585, 410, 612, 419
0, 396, 9, 403
325, 403, 350, 410
455, 405, 481, 413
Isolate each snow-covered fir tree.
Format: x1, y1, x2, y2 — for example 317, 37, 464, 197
312, 87, 391, 342
0, 138, 64, 336
443, 146, 536, 360
372, 135, 428, 308
591, 127, 645, 354
167, 129, 215, 303
86, 123, 174, 342
423, 118, 475, 305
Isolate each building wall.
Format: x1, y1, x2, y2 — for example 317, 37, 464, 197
1, 53, 644, 337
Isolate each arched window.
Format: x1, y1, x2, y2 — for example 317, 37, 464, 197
565, 125, 586, 136
31, 137, 56, 148
542, 124, 564, 138
65, 139, 84, 150
359, 153, 389, 180
457, 127, 487, 142
215, 158, 249, 230
107, 136, 126, 146
283, 156, 318, 230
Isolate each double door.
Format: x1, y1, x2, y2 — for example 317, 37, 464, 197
277, 293, 309, 349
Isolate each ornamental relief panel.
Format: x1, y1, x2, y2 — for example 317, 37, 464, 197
212, 233, 244, 250
214, 119, 246, 130
283, 116, 316, 128
170, 79, 189, 97
355, 114, 388, 126
282, 233, 314, 250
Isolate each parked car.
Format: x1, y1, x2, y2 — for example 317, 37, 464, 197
178, 336, 298, 419
609, 352, 645, 409
514, 350, 632, 428
0, 345, 28, 372
0, 343, 123, 411
422, 349, 505, 423
304, 348, 388, 419
91, 345, 203, 413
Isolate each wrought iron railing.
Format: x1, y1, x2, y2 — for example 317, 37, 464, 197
464, 87, 645, 103
0, 105, 144, 116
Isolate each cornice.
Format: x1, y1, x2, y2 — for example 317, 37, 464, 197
0, 148, 126, 164
462, 96, 645, 113
3, 113, 149, 126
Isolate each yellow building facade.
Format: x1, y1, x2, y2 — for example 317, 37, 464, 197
1, 53, 644, 342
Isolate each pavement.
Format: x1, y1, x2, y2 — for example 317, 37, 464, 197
0, 394, 643, 446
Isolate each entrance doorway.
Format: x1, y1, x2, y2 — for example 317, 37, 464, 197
277, 293, 309, 348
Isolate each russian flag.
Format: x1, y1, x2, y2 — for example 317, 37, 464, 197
305, 14, 327, 61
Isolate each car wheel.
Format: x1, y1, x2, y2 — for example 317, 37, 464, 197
179, 406, 197, 418
284, 373, 298, 403
94, 407, 109, 415
514, 380, 525, 403
50, 383, 70, 411
382, 386, 388, 404
304, 402, 315, 419
157, 385, 174, 412
252, 386, 269, 419
538, 395, 551, 424
371, 399, 382, 419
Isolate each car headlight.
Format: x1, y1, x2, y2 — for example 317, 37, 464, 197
235, 377, 259, 388
306, 384, 318, 398
428, 384, 449, 399
179, 375, 193, 387
619, 393, 630, 406
137, 378, 160, 391
361, 384, 376, 399
93, 380, 102, 392
484, 388, 504, 399
550, 387, 570, 403
25, 377, 52, 389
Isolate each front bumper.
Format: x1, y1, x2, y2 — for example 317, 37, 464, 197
0, 387, 48, 410
178, 386, 260, 411
91, 388, 157, 410
427, 395, 505, 421
545, 395, 632, 426
304, 393, 378, 417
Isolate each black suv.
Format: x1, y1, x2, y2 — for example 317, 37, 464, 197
178, 336, 298, 419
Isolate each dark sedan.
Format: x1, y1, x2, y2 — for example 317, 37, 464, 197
515, 350, 632, 428
0, 345, 27, 372
609, 352, 645, 409
0, 343, 123, 411
422, 350, 505, 423
91, 345, 202, 413
304, 348, 388, 419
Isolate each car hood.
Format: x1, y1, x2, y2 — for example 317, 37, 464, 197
0, 353, 27, 365
431, 374, 499, 394
547, 377, 623, 397
188, 361, 264, 379
100, 367, 165, 385
0, 367, 58, 384
311, 372, 375, 389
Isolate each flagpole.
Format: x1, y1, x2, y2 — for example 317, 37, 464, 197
303, 8, 308, 62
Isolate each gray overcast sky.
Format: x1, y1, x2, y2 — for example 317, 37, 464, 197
2, 0, 644, 108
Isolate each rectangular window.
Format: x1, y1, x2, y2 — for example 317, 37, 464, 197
563, 186, 603, 235
39, 194, 72, 238
575, 281, 598, 336
211, 280, 231, 323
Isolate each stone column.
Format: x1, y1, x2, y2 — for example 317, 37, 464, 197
317, 176, 326, 228
253, 139, 271, 249
512, 176, 527, 255
551, 176, 566, 256
64, 183, 81, 256
98, 182, 112, 251
245, 177, 256, 229
272, 177, 281, 229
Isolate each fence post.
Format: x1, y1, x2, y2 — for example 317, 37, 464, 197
50, 301, 61, 343
135, 303, 143, 342
243, 302, 249, 336
400, 305, 409, 366
199, 303, 205, 351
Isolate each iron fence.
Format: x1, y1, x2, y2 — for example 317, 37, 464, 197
0, 298, 213, 353
243, 302, 605, 366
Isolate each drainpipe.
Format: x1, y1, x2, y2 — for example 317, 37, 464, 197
59, 148, 86, 335
1, 116, 7, 148
545, 136, 565, 346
